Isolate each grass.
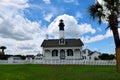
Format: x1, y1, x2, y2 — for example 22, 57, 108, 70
0, 64, 120, 80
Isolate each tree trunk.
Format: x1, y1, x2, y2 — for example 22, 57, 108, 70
1, 49, 4, 55
111, 27, 120, 72
116, 47, 120, 72
109, 13, 120, 72
112, 28, 120, 48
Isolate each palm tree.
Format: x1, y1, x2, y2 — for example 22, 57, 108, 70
88, 0, 120, 72
0, 46, 7, 54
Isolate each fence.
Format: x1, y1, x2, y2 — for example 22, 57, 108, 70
42, 59, 116, 65
0, 60, 116, 65
0, 60, 8, 64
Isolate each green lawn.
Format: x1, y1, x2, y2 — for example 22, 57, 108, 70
0, 64, 120, 80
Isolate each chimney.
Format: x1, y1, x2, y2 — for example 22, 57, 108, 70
76, 33, 79, 39
46, 34, 48, 40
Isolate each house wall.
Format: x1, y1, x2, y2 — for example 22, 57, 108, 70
82, 49, 101, 60
82, 49, 89, 60
90, 53, 100, 60
66, 49, 82, 60
8, 57, 22, 63
42, 47, 83, 60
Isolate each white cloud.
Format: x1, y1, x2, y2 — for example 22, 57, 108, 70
0, 0, 31, 41
44, 13, 53, 22
82, 30, 113, 43
47, 14, 96, 38
75, 12, 82, 20
97, 27, 102, 32
43, 0, 51, 4
64, 0, 74, 3
64, 0, 79, 5
0, 0, 47, 55
0, 15, 41, 40
0, 0, 29, 19
82, 27, 120, 43
0, 0, 29, 9
0, 30, 45, 55
29, 2, 65, 23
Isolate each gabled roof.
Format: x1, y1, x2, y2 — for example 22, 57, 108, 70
41, 39, 84, 48
82, 49, 101, 56
88, 51, 101, 56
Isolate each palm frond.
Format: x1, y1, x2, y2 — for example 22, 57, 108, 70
105, 25, 110, 30
104, 0, 120, 15
88, 1, 105, 24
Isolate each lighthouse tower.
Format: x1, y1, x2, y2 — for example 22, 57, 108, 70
58, 19, 65, 39
58, 19, 65, 45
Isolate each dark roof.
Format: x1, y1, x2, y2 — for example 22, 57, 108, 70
89, 51, 101, 56
41, 39, 84, 48
82, 49, 101, 56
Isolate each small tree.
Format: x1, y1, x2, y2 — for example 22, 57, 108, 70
0, 46, 7, 54
99, 54, 115, 60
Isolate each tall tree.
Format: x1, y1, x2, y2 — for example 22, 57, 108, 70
88, 0, 120, 72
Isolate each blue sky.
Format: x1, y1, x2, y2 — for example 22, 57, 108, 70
0, 0, 118, 55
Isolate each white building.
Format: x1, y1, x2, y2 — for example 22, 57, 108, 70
82, 49, 101, 60
34, 54, 43, 60
41, 19, 84, 60
8, 56, 22, 63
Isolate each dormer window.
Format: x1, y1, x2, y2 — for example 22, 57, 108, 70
59, 38, 65, 45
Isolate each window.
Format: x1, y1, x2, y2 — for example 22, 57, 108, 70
45, 50, 50, 52
67, 49, 73, 56
45, 50, 50, 53
89, 57, 91, 60
52, 50, 58, 57
82, 56, 86, 59
59, 38, 65, 45
60, 49, 65, 59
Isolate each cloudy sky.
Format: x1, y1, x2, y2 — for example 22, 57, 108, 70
0, 0, 118, 55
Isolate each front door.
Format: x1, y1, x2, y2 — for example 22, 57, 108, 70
60, 50, 65, 59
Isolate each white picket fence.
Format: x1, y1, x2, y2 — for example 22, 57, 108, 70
42, 60, 116, 65
0, 59, 116, 65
